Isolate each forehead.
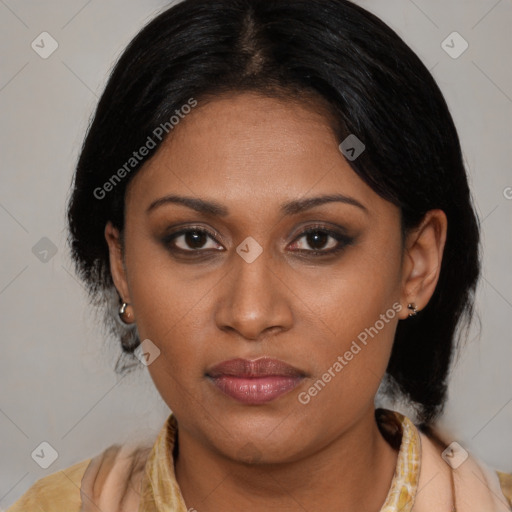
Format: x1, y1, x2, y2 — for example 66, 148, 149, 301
125, 92, 386, 218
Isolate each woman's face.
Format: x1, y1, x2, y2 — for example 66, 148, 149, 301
106, 92, 425, 463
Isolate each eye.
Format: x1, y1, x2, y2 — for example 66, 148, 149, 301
161, 224, 354, 257
288, 226, 354, 255
163, 227, 223, 253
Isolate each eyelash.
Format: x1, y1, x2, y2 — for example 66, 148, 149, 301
162, 224, 354, 257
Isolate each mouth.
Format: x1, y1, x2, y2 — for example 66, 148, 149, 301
206, 357, 306, 405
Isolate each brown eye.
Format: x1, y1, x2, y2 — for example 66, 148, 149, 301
179, 230, 209, 250
289, 226, 355, 255
163, 228, 223, 253
299, 230, 335, 251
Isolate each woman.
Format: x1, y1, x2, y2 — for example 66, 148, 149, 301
8, 0, 512, 510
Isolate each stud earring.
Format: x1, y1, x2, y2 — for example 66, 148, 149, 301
407, 303, 418, 317
119, 302, 134, 325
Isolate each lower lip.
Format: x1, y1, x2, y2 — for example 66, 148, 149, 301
208, 376, 303, 404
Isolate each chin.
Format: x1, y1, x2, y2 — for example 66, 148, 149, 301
209, 418, 311, 466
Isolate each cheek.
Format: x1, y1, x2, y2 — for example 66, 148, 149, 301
123, 243, 214, 391
311, 235, 402, 343
125, 226, 213, 341
135, 305, 209, 413
130, 276, 209, 368
298, 236, 402, 398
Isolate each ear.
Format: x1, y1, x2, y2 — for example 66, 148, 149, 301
398, 209, 448, 319
104, 221, 131, 304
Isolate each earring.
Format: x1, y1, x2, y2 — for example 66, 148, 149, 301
119, 302, 134, 325
407, 303, 418, 317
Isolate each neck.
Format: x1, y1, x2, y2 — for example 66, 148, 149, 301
174, 406, 399, 512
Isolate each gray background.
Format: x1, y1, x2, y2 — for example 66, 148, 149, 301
1, 0, 511, 508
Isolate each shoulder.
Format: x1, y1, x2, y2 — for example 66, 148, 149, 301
497, 470, 512, 508
6, 441, 152, 512
6, 457, 92, 512
415, 427, 512, 511
79, 442, 152, 511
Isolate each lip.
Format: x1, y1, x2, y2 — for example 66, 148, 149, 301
206, 357, 306, 404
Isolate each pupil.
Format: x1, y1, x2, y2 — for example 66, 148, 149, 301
308, 231, 327, 249
186, 231, 206, 248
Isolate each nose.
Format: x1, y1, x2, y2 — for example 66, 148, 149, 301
214, 248, 294, 342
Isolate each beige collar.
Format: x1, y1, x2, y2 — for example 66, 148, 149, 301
79, 409, 511, 512
137, 409, 423, 511
414, 426, 511, 511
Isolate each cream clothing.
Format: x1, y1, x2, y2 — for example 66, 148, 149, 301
7, 408, 512, 511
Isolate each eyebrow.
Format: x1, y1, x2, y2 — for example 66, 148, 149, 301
146, 193, 368, 216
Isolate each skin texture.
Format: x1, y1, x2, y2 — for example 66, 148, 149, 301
105, 92, 447, 511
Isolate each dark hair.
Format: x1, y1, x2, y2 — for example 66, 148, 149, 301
66, 0, 481, 425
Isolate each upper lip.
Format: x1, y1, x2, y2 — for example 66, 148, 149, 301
206, 357, 306, 378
